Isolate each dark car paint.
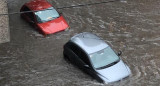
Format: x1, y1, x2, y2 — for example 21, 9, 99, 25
63, 41, 104, 83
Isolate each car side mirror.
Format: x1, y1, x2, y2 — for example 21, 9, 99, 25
117, 51, 122, 56
59, 12, 63, 15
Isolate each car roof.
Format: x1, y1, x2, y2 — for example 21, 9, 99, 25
70, 32, 109, 54
25, 0, 52, 11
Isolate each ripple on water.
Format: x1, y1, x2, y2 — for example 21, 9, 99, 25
129, 66, 142, 84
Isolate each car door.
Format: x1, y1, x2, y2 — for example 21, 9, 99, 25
20, 5, 35, 25
64, 42, 86, 68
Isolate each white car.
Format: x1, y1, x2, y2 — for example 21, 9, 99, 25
63, 32, 131, 83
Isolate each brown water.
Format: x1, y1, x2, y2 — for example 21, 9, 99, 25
0, 0, 160, 85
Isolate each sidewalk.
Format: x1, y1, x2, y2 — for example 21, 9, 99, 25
0, 0, 9, 44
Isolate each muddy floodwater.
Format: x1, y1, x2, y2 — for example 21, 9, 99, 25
1, 0, 160, 85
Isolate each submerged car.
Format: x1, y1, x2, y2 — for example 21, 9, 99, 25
63, 32, 131, 83
20, 0, 69, 35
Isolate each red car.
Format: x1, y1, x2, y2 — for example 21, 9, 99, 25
20, 0, 69, 35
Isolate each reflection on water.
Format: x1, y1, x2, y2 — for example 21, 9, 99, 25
1, 0, 160, 86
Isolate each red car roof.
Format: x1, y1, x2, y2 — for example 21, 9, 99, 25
25, 0, 52, 11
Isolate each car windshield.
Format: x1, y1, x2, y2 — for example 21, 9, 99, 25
89, 47, 120, 69
35, 7, 60, 23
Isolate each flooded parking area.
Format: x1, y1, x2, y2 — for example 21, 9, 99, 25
1, 0, 160, 85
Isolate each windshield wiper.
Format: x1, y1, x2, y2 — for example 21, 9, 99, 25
96, 60, 120, 70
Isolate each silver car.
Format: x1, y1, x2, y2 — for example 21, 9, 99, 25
63, 32, 131, 83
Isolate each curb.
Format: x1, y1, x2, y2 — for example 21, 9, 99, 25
0, 0, 10, 44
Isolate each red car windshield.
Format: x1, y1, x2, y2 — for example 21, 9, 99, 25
35, 7, 60, 23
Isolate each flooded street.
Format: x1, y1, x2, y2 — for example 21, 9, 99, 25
1, 0, 160, 85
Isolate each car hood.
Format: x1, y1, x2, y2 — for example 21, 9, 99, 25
38, 15, 69, 34
96, 60, 131, 83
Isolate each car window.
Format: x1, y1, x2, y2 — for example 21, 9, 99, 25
69, 42, 90, 65
22, 6, 34, 21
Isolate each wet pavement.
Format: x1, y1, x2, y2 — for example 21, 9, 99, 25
1, 0, 160, 85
